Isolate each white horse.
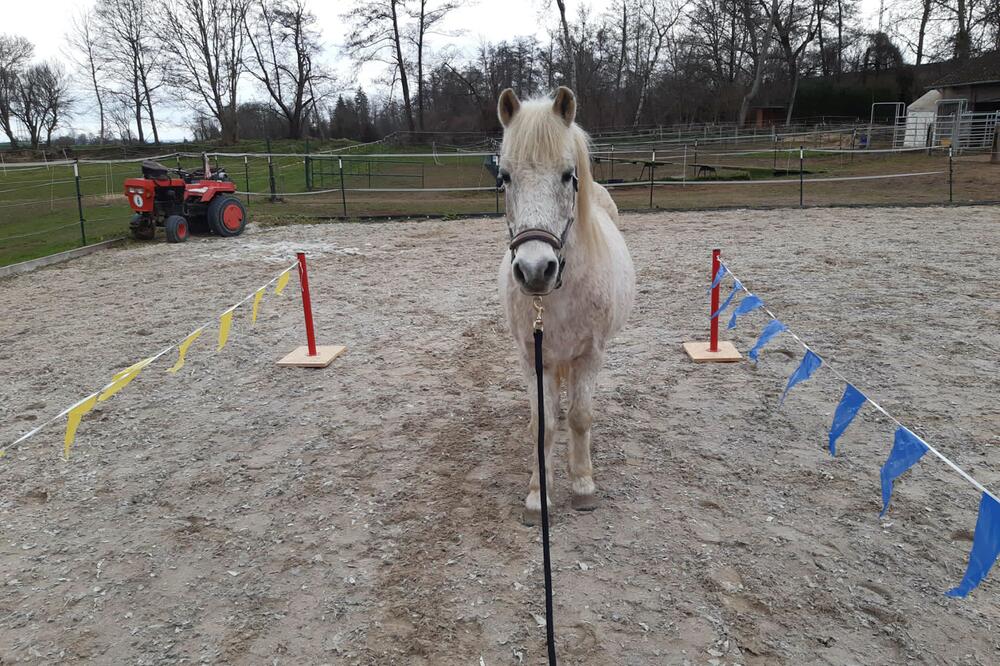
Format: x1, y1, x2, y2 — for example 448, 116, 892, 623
496, 87, 635, 524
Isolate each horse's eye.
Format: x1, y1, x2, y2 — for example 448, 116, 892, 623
561, 170, 574, 184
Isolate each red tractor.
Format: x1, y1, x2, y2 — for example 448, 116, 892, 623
124, 156, 247, 243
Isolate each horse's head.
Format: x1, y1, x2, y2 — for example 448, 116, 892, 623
497, 86, 581, 295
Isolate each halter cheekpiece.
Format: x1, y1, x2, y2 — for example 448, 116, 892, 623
505, 170, 579, 290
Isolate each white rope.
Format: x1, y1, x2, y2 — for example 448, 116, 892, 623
234, 185, 496, 196
79, 152, 181, 164
602, 171, 944, 188
211, 150, 493, 159
0, 221, 83, 241
718, 259, 999, 505
2, 261, 298, 451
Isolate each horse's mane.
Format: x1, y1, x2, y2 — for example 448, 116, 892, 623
501, 98, 604, 258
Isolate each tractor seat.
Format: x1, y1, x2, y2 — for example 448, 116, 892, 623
141, 160, 171, 179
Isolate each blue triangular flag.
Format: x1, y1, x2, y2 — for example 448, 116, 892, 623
947, 493, 1000, 598
780, 350, 822, 404
879, 427, 928, 517
707, 265, 726, 292
828, 384, 867, 456
711, 279, 742, 320
727, 294, 763, 330
748, 319, 787, 363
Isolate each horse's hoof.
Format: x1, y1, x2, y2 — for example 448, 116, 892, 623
571, 493, 599, 511
521, 508, 541, 526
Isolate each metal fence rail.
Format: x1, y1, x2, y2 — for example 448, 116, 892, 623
2, 141, 997, 268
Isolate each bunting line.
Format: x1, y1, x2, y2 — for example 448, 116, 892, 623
718, 260, 998, 505
3, 261, 298, 456
715, 259, 1000, 596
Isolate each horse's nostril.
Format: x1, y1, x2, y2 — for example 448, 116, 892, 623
513, 263, 526, 284
543, 260, 557, 279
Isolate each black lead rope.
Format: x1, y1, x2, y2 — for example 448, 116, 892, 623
533, 300, 557, 665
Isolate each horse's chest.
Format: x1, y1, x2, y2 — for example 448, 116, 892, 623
506, 288, 612, 360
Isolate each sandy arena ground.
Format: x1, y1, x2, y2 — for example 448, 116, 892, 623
1, 206, 999, 665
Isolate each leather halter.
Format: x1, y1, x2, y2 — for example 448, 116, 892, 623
505, 171, 578, 290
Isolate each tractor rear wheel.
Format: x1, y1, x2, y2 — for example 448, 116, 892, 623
207, 195, 247, 237
165, 215, 190, 243
130, 214, 155, 240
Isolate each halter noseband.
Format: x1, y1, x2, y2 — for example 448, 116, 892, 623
505, 170, 579, 290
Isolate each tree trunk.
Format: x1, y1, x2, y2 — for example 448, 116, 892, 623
417, 0, 425, 131
133, 70, 145, 143
785, 68, 800, 125
555, 0, 577, 92
737, 0, 779, 127
145, 92, 160, 144
390, 0, 415, 132
140, 69, 159, 145
614, 1, 627, 126
87, 52, 105, 142
817, 4, 827, 77
836, 0, 843, 76
954, 0, 970, 60
916, 0, 931, 65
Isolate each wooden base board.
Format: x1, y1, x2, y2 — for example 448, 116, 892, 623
683, 340, 742, 363
277, 345, 346, 368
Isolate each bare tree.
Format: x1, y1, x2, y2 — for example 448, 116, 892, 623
245, 0, 329, 138
95, 0, 163, 144
772, 0, 819, 124
11, 63, 73, 148
344, 0, 416, 133
0, 35, 33, 148
67, 11, 108, 143
408, 0, 458, 130
554, 0, 579, 93
737, 0, 780, 126
631, 0, 685, 126
108, 96, 135, 142
161, 0, 250, 144
914, 0, 935, 64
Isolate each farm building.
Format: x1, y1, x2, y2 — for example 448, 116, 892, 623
748, 105, 787, 128
928, 50, 1000, 114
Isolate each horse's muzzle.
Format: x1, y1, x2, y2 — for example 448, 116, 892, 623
512, 253, 559, 294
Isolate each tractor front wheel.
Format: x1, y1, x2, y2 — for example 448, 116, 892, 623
130, 214, 155, 241
208, 195, 247, 237
165, 215, 190, 243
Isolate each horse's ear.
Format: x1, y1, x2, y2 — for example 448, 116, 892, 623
552, 87, 576, 126
498, 88, 520, 127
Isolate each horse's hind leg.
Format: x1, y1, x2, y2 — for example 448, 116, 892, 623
567, 354, 601, 511
523, 364, 560, 526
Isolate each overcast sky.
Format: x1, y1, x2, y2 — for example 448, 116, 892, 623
7, 0, 884, 140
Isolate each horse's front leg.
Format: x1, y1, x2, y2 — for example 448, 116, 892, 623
567, 353, 602, 511
523, 360, 560, 526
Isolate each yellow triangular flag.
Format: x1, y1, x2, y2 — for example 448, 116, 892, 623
168, 328, 204, 373
64, 393, 99, 458
218, 309, 235, 351
274, 269, 292, 295
251, 287, 266, 325
98, 357, 155, 402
